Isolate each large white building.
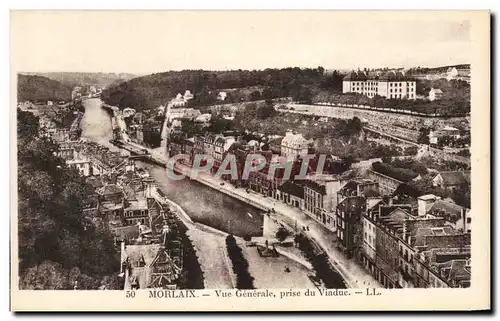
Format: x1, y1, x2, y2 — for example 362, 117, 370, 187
342, 70, 417, 100
280, 130, 310, 159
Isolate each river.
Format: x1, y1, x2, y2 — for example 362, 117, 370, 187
80, 98, 263, 237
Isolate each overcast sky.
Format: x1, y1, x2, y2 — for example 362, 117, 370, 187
11, 11, 472, 74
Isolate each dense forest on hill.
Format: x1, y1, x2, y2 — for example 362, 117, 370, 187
406, 64, 470, 75
100, 67, 340, 110
17, 110, 121, 290
22, 72, 138, 89
17, 74, 72, 102
101, 66, 470, 116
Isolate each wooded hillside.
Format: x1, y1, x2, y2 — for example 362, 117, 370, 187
17, 74, 72, 102
101, 67, 333, 110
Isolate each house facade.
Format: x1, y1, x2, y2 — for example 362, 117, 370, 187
428, 88, 444, 101
342, 70, 417, 100
280, 131, 309, 159
336, 196, 366, 258
303, 176, 341, 232
432, 171, 470, 191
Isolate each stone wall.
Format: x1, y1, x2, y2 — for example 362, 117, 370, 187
284, 103, 469, 132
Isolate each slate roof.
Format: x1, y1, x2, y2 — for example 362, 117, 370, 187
427, 200, 464, 221
113, 225, 140, 241
343, 71, 368, 81
278, 180, 305, 199
436, 171, 471, 187
98, 184, 123, 196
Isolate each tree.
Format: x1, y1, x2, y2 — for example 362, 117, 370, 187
292, 86, 312, 104
249, 90, 262, 101
418, 127, 431, 144
208, 117, 233, 134
275, 227, 291, 243
450, 183, 471, 209
17, 110, 120, 289
180, 119, 203, 138
256, 103, 277, 120
225, 235, 254, 289
20, 261, 69, 290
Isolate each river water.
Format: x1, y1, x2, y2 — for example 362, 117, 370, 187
80, 98, 263, 236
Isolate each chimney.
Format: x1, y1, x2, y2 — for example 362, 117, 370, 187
417, 194, 439, 216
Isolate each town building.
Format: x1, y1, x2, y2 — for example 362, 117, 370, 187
446, 67, 471, 82
183, 90, 194, 101
97, 184, 125, 221
67, 157, 91, 176
336, 196, 366, 258
335, 179, 380, 258
370, 205, 414, 288
167, 108, 201, 122
182, 137, 195, 166
217, 92, 227, 101
277, 180, 305, 210
171, 93, 187, 107
120, 241, 181, 290
212, 135, 236, 174
123, 107, 136, 118
428, 88, 444, 101
366, 169, 404, 195
342, 70, 417, 100
123, 198, 150, 226
248, 162, 286, 199
280, 130, 310, 159
428, 126, 467, 146
360, 198, 386, 272
432, 171, 471, 191
426, 199, 470, 233
359, 194, 471, 289
302, 174, 342, 232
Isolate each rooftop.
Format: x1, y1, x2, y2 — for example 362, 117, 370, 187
125, 198, 149, 211
343, 70, 414, 82
435, 171, 471, 187
98, 184, 123, 196
278, 180, 305, 199
427, 200, 465, 222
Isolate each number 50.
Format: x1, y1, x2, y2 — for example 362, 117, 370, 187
126, 290, 136, 298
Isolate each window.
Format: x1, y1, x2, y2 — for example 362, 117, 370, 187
467, 217, 471, 223
364, 232, 367, 239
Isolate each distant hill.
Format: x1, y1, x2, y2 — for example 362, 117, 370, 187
21, 72, 138, 89
407, 64, 470, 75
101, 68, 327, 110
17, 74, 72, 102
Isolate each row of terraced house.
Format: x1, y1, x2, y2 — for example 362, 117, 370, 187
167, 128, 472, 289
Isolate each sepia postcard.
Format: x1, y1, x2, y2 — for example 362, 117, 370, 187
10, 10, 490, 311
